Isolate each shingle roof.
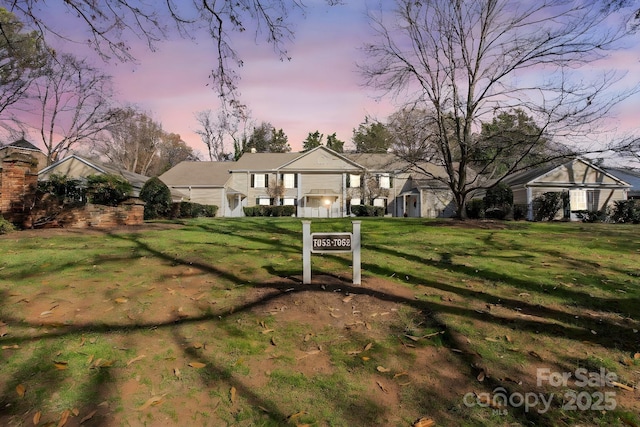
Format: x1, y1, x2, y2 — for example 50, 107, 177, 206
159, 161, 231, 186
230, 152, 301, 171
2, 138, 41, 151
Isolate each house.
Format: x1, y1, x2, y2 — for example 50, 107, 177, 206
160, 146, 457, 218
604, 167, 640, 200
38, 154, 151, 197
502, 157, 630, 220
0, 138, 48, 171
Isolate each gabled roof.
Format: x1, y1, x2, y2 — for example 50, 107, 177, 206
343, 152, 409, 172
502, 158, 629, 188
159, 161, 231, 187
39, 154, 150, 192
1, 138, 42, 152
604, 167, 640, 195
231, 152, 301, 171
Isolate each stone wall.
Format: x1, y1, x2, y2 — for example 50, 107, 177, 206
25, 199, 145, 229
1, 153, 145, 229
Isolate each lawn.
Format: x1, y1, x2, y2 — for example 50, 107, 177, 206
0, 218, 638, 426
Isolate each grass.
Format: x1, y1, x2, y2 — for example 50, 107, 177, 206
0, 218, 639, 426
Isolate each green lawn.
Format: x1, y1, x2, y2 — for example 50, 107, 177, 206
0, 218, 638, 426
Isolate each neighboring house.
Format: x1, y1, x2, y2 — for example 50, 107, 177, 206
604, 167, 640, 200
158, 161, 231, 212
160, 146, 457, 218
38, 154, 151, 197
502, 157, 630, 221
0, 138, 48, 171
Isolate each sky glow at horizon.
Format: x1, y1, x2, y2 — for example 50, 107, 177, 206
10, 1, 640, 160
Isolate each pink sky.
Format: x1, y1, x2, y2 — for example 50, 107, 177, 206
97, 2, 397, 154
21, 2, 640, 157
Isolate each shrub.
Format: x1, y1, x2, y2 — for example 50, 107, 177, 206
175, 201, 218, 218
37, 174, 86, 205
351, 205, 385, 217
140, 177, 172, 219
611, 200, 640, 224
483, 183, 513, 220
512, 204, 528, 221
576, 209, 610, 223
86, 174, 132, 206
242, 205, 296, 217
532, 192, 563, 221
465, 199, 485, 219
0, 217, 15, 234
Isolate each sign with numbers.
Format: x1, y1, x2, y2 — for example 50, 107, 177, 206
311, 233, 353, 253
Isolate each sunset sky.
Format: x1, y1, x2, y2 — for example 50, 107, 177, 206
22, 1, 640, 157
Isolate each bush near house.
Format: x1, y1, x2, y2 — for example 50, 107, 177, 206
483, 183, 513, 220
0, 217, 14, 234
351, 205, 385, 217
86, 174, 132, 206
612, 199, 640, 224
533, 192, 564, 221
243, 205, 296, 217
139, 177, 172, 220
173, 201, 218, 218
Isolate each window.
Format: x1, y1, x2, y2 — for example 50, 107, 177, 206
350, 198, 361, 206
281, 173, 296, 189
373, 198, 386, 208
587, 190, 598, 211
348, 174, 361, 188
282, 197, 297, 206
378, 174, 392, 189
257, 197, 271, 206
569, 189, 586, 210
251, 174, 268, 188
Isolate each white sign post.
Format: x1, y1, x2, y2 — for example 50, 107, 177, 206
302, 220, 361, 285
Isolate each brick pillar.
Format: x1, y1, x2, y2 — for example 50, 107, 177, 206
0, 153, 39, 224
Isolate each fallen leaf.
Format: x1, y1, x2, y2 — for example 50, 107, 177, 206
611, 381, 634, 392
192, 342, 204, 349
413, 417, 436, 427
634, 353, 640, 360
39, 311, 53, 317
376, 381, 388, 393
114, 297, 128, 304
33, 411, 41, 425
394, 372, 409, 379
286, 411, 307, 421
174, 368, 181, 379
16, 384, 26, 397
270, 337, 277, 346
137, 395, 165, 411
188, 362, 206, 369
477, 370, 486, 382
377, 366, 391, 373
2, 344, 19, 349
126, 355, 146, 366
405, 334, 422, 342
57, 409, 70, 426
230, 386, 237, 404
361, 356, 370, 361
261, 329, 275, 334
342, 295, 354, 303
54, 361, 68, 370
71, 409, 79, 417
363, 342, 373, 352
79, 410, 97, 424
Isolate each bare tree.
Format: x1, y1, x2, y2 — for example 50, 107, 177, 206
5, 0, 340, 109
28, 53, 115, 164
194, 109, 238, 161
97, 107, 163, 176
363, 0, 638, 218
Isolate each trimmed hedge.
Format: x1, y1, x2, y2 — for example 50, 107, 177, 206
351, 205, 385, 217
173, 201, 218, 218
243, 205, 296, 217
